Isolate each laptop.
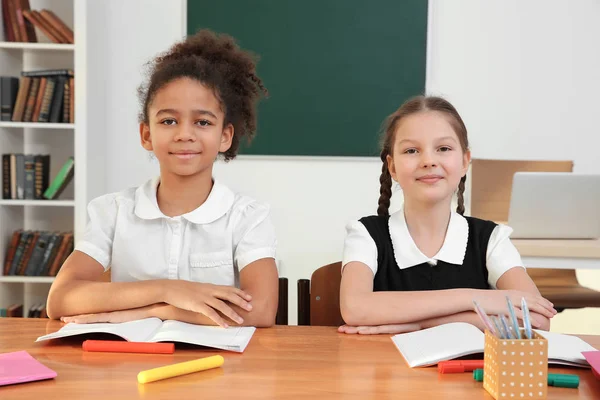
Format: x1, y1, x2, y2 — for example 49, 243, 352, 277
508, 172, 600, 239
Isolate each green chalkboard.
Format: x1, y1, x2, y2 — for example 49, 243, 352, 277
187, 0, 427, 157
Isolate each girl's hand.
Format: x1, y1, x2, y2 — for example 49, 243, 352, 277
61, 304, 157, 324
474, 290, 557, 321
163, 281, 253, 328
338, 323, 421, 335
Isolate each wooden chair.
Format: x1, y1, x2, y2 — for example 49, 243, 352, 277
470, 159, 600, 311
275, 277, 288, 325
297, 261, 344, 326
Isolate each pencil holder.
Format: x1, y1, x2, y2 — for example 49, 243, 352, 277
483, 329, 548, 400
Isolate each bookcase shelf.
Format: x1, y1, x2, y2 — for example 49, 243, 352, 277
0, 276, 54, 283
0, 200, 74, 206
0, 0, 86, 319
0, 122, 74, 129
0, 42, 74, 51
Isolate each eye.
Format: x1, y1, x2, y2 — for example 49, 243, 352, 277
438, 146, 452, 152
404, 148, 418, 154
160, 118, 177, 126
196, 119, 212, 127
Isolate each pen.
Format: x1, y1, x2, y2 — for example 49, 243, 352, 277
472, 300, 498, 336
137, 355, 224, 384
473, 369, 579, 388
499, 314, 514, 339
83, 340, 175, 354
490, 315, 505, 339
521, 297, 533, 339
505, 296, 521, 339
438, 360, 484, 373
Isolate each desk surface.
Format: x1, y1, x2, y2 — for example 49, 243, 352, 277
494, 221, 600, 260
1, 320, 600, 399
513, 238, 600, 259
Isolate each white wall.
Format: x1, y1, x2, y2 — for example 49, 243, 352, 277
427, 0, 600, 334
97, 0, 600, 328
427, 0, 600, 173
99, 0, 185, 193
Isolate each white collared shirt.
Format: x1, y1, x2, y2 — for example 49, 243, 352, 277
75, 177, 277, 286
342, 209, 523, 288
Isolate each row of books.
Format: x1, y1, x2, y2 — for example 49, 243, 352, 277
1, 69, 74, 123
0, 303, 48, 318
2, 0, 73, 44
2, 155, 74, 200
3, 230, 74, 277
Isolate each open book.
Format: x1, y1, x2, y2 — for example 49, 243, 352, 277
36, 318, 255, 353
391, 322, 596, 368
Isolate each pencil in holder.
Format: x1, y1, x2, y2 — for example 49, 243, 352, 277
483, 329, 548, 400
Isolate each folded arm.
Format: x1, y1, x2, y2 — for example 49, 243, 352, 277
50, 253, 278, 328
47, 251, 167, 319
145, 258, 278, 327
339, 262, 555, 328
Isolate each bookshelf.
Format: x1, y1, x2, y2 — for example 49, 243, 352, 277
0, 0, 87, 318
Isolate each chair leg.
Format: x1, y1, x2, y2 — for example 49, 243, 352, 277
297, 279, 310, 326
275, 277, 288, 325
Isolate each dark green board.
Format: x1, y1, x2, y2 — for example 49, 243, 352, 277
187, 0, 427, 156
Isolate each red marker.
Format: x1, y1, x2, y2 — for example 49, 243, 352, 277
82, 340, 175, 354
438, 360, 484, 374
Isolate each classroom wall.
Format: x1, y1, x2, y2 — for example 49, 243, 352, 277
97, 0, 600, 329
426, 0, 600, 335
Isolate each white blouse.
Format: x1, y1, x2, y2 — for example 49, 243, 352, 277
75, 177, 277, 287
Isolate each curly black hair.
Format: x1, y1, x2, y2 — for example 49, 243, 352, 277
138, 29, 268, 161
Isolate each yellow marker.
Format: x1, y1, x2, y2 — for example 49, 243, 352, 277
137, 355, 224, 384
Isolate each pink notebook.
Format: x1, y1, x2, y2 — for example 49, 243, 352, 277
0, 350, 57, 386
582, 351, 600, 380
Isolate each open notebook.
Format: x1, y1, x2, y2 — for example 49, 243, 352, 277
392, 322, 596, 368
36, 318, 256, 353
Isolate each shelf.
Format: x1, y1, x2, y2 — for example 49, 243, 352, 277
0, 276, 54, 283
0, 122, 74, 129
0, 42, 74, 51
0, 200, 74, 206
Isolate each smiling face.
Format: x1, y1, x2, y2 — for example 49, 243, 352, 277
386, 111, 470, 207
139, 77, 233, 178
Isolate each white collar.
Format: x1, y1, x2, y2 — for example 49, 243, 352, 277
388, 207, 469, 269
134, 177, 235, 224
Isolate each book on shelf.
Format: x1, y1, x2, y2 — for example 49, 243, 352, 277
2, 0, 73, 44
2, 153, 50, 199
43, 156, 74, 200
3, 229, 73, 277
6, 69, 74, 123
0, 304, 23, 317
0, 304, 48, 318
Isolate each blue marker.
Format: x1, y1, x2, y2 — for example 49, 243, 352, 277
505, 296, 521, 339
521, 297, 533, 339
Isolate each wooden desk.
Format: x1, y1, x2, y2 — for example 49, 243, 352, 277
1, 320, 600, 399
496, 221, 600, 270
512, 239, 600, 270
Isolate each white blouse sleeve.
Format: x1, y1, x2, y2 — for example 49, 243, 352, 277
74, 194, 118, 271
233, 201, 277, 271
342, 220, 378, 275
486, 224, 524, 288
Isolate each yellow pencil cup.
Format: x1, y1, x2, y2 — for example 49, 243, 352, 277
483, 329, 548, 400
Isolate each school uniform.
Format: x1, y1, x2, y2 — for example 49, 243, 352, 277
75, 177, 277, 287
342, 208, 523, 291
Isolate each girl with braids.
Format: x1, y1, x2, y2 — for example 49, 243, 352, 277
338, 96, 556, 334
46, 30, 278, 328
